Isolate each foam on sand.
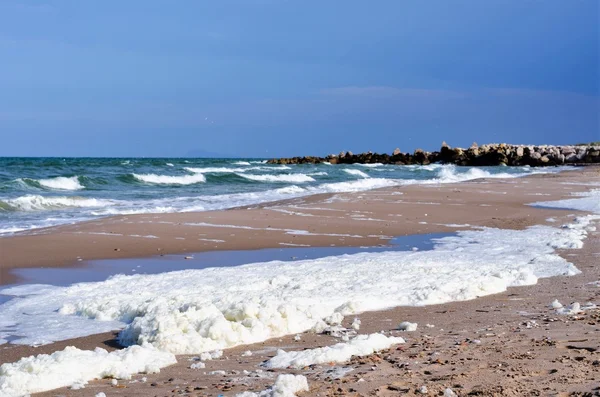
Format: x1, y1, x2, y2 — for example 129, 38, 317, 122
532, 189, 600, 214
0, 189, 597, 395
132, 173, 206, 185
236, 374, 309, 397
238, 173, 316, 183
0, 345, 176, 397
343, 169, 370, 178
1, 214, 596, 351
264, 333, 404, 369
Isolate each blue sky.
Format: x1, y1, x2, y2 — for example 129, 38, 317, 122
0, 0, 598, 157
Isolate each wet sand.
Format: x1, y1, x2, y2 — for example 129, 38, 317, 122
2, 167, 598, 286
1, 166, 599, 396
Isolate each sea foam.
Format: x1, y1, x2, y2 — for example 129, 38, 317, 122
1, 213, 595, 350
17, 176, 85, 191
1, 195, 116, 212
0, 191, 598, 395
265, 333, 404, 369
343, 169, 370, 178
133, 173, 206, 185
0, 345, 176, 397
238, 173, 316, 183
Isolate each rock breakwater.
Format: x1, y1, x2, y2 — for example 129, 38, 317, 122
267, 143, 600, 166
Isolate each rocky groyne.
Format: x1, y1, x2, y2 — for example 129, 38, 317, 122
267, 143, 600, 166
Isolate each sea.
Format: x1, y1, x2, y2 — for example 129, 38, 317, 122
0, 157, 565, 235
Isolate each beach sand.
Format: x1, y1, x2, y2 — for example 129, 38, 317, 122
1, 166, 599, 396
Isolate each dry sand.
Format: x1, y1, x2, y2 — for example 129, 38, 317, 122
1, 166, 599, 396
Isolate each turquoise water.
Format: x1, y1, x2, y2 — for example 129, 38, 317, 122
0, 157, 560, 235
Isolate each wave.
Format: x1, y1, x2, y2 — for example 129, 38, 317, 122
166, 163, 174, 167
132, 173, 206, 185
343, 169, 370, 178
184, 166, 263, 174
237, 173, 316, 183
315, 178, 398, 193
434, 166, 516, 183
0, 195, 115, 212
356, 163, 384, 168
18, 176, 85, 191
232, 161, 251, 166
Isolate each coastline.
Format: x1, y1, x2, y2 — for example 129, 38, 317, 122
0, 165, 599, 396
1, 166, 597, 287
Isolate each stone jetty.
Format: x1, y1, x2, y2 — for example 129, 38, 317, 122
267, 143, 600, 166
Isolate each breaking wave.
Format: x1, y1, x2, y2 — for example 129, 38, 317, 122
434, 166, 516, 183
237, 173, 316, 183
132, 173, 206, 185
356, 163, 384, 168
343, 169, 370, 178
19, 176, 85, 191
315, 178, 398, 192
0, 195, 115, 212
184, 166, 264, 174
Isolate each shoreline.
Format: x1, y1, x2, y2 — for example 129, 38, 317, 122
0, 166, 599, 396
1, 166, 598, 287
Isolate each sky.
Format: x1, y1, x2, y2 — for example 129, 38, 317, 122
0, 0, 598, 157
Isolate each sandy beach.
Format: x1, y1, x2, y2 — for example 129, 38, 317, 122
1, 166, 599, 396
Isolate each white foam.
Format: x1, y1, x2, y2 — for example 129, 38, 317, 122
397, 321, 418, 331
0, 176, 597, 394
264, 333, 403, 369
1, 214, 595, 352
2, 195, 116, 212
236, 374, 308, 397
532, 189, 600, 213
343, 169, 370, 178
0, 345, 176, 397
36, 176, 84, 191
238, 173, 315, 183
233, 161, 251, 166
184, 166, 262, 174
356, 163, 384, 168
434, 166, 514, 183
316, 178, 398, 193
133, 173, 206, 185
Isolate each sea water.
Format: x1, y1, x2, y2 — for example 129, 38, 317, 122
0, 157, 564, 235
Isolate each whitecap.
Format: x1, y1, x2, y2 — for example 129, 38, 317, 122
132, 173, 206, 185
238, 173, 315, 183
38, 176, 84, 191
2, 195, 116, 211
343, 169, 370, 178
